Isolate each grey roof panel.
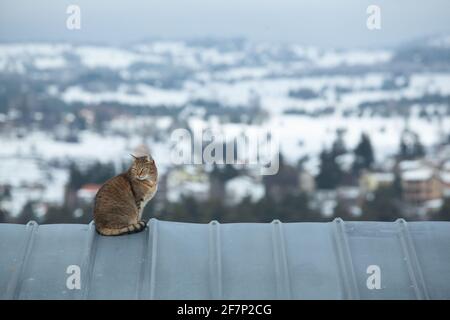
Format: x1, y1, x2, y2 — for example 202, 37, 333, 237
408, 222, 450, 299
281, 222, 343, 299
1, 219, 450, 300
345, 221, 418, 299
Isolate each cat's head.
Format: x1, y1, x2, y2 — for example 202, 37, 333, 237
129, 154, 157, 180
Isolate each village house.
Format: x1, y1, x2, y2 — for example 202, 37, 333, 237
400, 167, 442, 204
76, 183, 101, 204
440, 171, 450, 197
359, 170, 395, 193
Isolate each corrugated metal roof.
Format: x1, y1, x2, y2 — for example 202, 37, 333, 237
1, 218, 450, 299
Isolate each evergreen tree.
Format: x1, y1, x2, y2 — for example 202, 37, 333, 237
316, 148, 343, 189
68, 161, 116, 190
434, 197, 450, 221
263, 153, 300, 200
68, 163, 84, 190
331, 129, 347, 157
0, 209, 7, 223
361, 186, 402, 221
353, 133, 375, 173
210, 163, 240, 183
398, 130, 426, 160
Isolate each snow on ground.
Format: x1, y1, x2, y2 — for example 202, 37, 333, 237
62, 84, 189, 107
0, 131, 140, 162
2, 42, 448, 117
216, 67, 271, 81
2, 111, 444, 180
225, 176, 265, 205
409, 73, 450, 95
34, 56, 67, 70
186, 72, 448, 114
184, 73, 387, 112
0, 129, 175, 176
0, 158, 69, 216
0, 40, 449, 220
0, 157, 45, 187
75, 46, 152, 69
428, 35, 450, 48
183, 113, 447, 175
109, 115, 173, 132
133, 41, 245, 69
402, 168, 433, 181
0, 43, 71, 73
268, 114, 445, 171
315, 50, 392, 68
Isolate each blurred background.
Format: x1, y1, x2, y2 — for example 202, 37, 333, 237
1, 0, 450, 224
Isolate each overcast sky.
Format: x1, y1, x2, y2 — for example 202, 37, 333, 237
1, 0, 449, 48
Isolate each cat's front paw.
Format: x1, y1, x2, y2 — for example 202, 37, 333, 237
139, 220, 147, 228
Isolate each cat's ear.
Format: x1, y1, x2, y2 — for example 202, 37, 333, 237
145, 154, 155, 164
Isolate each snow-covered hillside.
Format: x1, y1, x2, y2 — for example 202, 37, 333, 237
0, 38, 449, 217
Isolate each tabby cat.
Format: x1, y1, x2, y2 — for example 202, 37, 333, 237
93, 154, 158, 236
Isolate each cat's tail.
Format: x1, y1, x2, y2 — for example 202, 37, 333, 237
96, 221, 147, 236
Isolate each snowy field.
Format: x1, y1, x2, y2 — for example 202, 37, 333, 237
0, 39, 449, 216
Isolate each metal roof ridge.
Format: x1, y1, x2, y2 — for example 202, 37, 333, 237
8, 219, 450, 227
271, 219, 292, 299
137, 221, 151, 299
395, 218, 430, 300
148, 218, 159, 300
4, 221, 38, 299
208, 220, 223, 299
332, 218, 360, 299
80, 221, 98, 300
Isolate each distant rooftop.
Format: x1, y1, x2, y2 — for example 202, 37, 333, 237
402, 168, 434, 182
1, 219, 450, 299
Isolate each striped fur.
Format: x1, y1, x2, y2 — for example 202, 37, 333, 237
93, 154, 158, 236
96, 221, 147, 236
